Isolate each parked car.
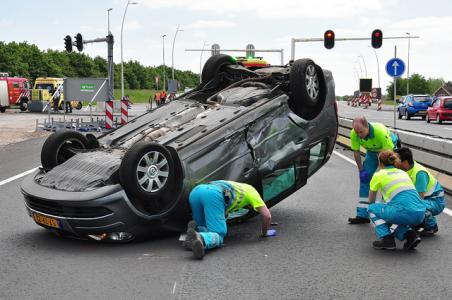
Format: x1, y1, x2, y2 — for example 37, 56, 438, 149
426, 96, 452, 124
21, 54, 338, 242
397, 94, 433, 120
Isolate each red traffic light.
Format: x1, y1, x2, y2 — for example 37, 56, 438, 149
324, 30, 335, 49
371, 29, 383, 48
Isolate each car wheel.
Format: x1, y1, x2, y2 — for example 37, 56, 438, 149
405, 110, 411, 120
19, 98, 28, 111
0, 107, 5, 113
421, 115, 426, 120
398, 109, 402, 119
201, 54, 236, 85
437, 114, 442, 124
426, 114, 430, 123
289, 59, 326, 120
41, 130, 90, 171
120, 142, 175, 202
76, 102, 82, 110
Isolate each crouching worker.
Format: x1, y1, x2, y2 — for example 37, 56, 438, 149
185, 180, 273, 259
367, 151, 426, 250
395, 147, 445, 236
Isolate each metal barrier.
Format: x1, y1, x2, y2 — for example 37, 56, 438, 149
338, 117, 452, 194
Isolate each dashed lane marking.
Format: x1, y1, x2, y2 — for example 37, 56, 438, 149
0, 167, 39, 187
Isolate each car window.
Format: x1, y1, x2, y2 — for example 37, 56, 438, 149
444, 99, 452, 109
262, 166, 295, 202
413, 96, 431, 102
308, 140, 328, 175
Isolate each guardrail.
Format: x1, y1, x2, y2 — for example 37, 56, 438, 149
337, 117, 452, 194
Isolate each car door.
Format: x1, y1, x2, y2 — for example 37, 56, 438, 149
429, 99, 438, 119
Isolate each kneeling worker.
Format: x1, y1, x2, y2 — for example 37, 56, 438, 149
185, 180, 273, 259
367, 151, 426, 250
395, 147, 445, 236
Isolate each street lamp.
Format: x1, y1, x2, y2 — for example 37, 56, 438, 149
171, 25, 184, 80
121, 0, 138, 100
199, 41, 209, 83
358, 54, 367, 78
107, 8, 113, 34
406, 32, 411, 95
368, 46, 380, 88
162, 34, 167, 91
355, 60, 363, 78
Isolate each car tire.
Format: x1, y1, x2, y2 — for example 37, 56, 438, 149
0, 107, 5, 113
426, 114, 430, 123
41, 130, 90, 171
201, 54, 236, 85
398, 109, 402, 119
19, 97, 29, 111
76, 102, 82, 110
119, 142, 175, 202
289, 58, 326, 120
405, 110, 411, 120
421, 115, 426, 120
437, 114, 442, 124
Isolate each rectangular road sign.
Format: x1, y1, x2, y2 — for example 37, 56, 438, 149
63, 78, 108, 102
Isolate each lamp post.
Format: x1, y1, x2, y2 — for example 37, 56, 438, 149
368, 46, 380, 88
171, 25, 183, 80
121, 0, 137, 100
199, 41, 209, 83
162, 34, 167, 91
355, 60, 363, 78
406, 32, 411, 95
107, 8, 113, 34
358, 54, 367, 78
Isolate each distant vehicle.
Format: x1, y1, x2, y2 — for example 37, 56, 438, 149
0, 75, 31, 112
397, 94, 432, 120
31, 77, 82, 110
235, 56, 270, 70
426, 96, 452, 124
21, 54, 338, 242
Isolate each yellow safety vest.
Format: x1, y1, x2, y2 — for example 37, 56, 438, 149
407, 162, 437, 197
372, 167, 415, 202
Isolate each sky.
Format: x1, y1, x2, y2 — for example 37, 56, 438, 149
1, 0, 452, 95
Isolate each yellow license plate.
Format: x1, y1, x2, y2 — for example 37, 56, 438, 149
33, 213, 60, 229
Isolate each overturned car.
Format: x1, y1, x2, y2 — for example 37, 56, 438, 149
21, 55, 338, 242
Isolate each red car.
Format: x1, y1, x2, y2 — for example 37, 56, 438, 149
426, 96, 452, 124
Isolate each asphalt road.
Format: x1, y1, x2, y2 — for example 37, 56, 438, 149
337, 101, 452, 139
1, 138, 451, 299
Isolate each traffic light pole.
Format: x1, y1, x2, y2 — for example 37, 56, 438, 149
290, 35, 419, 61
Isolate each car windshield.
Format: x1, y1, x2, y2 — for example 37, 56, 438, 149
444, 99, 452, 109
413, 96, 431, 102
35, 83, 54, 91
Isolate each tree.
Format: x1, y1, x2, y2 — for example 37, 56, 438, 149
385, 73, 431, 100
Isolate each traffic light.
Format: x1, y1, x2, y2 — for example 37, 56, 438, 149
371, 29, 383, 48
324, 30, 335, 49
64, 35, 72, 52
74, 33, 83, 52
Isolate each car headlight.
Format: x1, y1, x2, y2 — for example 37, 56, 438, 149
88, 232, 134, 242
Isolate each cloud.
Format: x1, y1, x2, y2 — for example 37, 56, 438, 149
185, 20, 237, 29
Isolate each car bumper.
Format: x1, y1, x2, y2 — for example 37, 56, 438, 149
408, 108, 428, 116
21, 170, 173, 241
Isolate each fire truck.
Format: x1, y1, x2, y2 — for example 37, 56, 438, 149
0, 73, 31, 112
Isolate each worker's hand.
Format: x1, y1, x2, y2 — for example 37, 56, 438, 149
261, 229, 277, 238
359, 169, 370, 183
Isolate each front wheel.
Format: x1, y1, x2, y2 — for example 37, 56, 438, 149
437, 114, 442, 124
398, 109, 402, 119
19, 98, 29, 111
426, 114, 430, 123
405, 110, 411, 120
0, 107, 5, 113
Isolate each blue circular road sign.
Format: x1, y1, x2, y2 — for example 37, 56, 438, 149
386, 58, 405, 77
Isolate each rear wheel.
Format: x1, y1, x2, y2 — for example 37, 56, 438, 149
426, 114, 430, 123
201, 54, 236, 85
0, 107, 5, 113
289, 59, 326, 120
437, 114, 442, 124
398, 109, 402, 119
405, 110, 411, 120
19, 98, 29, 111
76, 102, 82, 110
41, 130, 90, 171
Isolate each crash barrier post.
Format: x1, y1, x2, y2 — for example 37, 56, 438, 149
105, 100, 114, 129
121, 99, 128, 125
337, 117, 452, 194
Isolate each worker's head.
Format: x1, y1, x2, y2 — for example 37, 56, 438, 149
378, 150, 400, 167
352, 116, 369, 139
393, 147, 414, 171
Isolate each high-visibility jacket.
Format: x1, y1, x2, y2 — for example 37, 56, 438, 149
350, 122, 395, 152
370, 167, 416, 203
407, 162, 438, 197
161, 91, 167, 98
155, 92, 161, 100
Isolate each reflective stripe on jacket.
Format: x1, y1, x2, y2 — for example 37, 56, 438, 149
371, 167, 416, 203
407, 161, 438, 197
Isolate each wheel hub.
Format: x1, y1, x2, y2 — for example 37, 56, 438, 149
147, 165, 159, 178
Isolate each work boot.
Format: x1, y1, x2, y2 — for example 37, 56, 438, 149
348, 216, 370, 224
372, 235, 396, 250
182, 220, 198, 251
186, 220, 197, 232
186, 228, 205, 259
418, 225, 438, 237
403, 230, 421, 250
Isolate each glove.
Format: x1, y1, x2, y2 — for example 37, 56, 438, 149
359, 169, 370, 183
263, 229, 277, 237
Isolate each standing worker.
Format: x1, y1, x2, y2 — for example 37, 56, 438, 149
367, 151, 426, 250
395, 147, 445, 236
154, 91, 161, 107
161, 90, 167, 105
348, 116, 399, 224
185, 180, 274, 259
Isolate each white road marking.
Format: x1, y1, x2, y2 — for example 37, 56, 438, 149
333, 150, 452, 217
0, 167, 39, 187
172, 281, 177, 295
333, 151, 356, 166
443, 128, 452, 131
